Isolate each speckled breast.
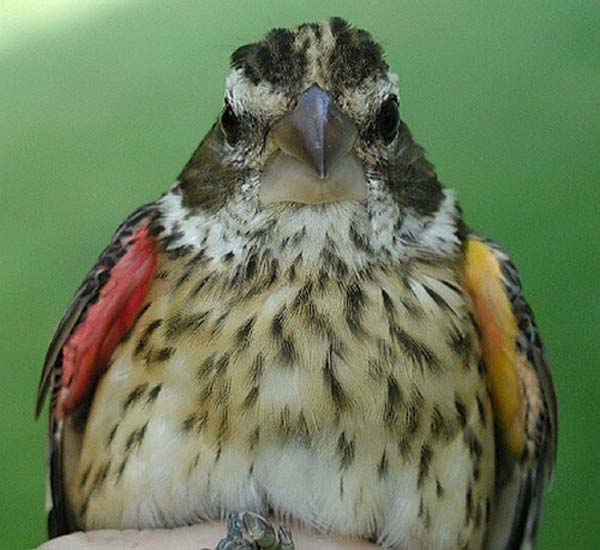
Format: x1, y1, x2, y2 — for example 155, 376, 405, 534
69, 252, 494, 548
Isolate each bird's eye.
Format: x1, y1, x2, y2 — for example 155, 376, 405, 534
220, 101, 240, 144
377, 96, 400, 144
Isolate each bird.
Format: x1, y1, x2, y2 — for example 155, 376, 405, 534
37, 18, 557, 550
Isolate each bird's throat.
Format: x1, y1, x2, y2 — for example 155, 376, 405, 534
259, 151, 367, 205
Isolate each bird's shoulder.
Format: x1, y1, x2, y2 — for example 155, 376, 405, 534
462, 233, 557, 549
39, 202, 160, 537
37, 202, 160, 419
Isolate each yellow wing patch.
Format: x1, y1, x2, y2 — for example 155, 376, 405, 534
463, 239, 526, 459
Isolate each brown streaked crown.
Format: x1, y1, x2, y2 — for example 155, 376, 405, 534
231, 18, 389, 91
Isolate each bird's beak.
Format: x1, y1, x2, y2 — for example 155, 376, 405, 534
260, 85, 367, 205
271, 84, 357, 179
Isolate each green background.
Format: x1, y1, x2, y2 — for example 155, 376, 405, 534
1, 1, 598, 548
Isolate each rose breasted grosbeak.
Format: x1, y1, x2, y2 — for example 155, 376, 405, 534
38, 18, 556, 550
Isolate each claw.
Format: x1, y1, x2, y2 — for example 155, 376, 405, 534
214, 511, 294, 550
228, 512, 245, 538
278, 526, 295, 550
241, 512, 277, 548
216, 512, 254, 550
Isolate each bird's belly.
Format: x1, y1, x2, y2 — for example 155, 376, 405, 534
70, 262, 494, 548
74, 412, 493, 549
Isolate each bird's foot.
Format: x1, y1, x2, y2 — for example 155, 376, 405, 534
214, 511, 294, 550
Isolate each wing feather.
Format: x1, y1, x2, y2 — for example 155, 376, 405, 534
36, 203, 157, 417
463, 235, 557, 549
37, 203, 158, 537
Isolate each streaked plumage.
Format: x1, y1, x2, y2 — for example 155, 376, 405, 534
38, 18, 556, 549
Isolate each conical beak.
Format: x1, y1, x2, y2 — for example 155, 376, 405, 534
260, 85, 367, 205
270, 85, 357, 179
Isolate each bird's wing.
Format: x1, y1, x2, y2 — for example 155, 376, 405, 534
463, 235, 557, 549
36, 203, 159, 537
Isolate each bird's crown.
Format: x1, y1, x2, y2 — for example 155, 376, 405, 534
231, 17, 389, 93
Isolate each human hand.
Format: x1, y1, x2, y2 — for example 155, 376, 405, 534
37, 520, 379, 549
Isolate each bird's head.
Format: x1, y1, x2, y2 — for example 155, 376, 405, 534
165, 18, 463, 269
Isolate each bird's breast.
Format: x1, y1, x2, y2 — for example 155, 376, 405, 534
71, 251, 493, 548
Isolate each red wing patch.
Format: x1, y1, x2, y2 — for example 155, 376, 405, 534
57, 227, 157, 418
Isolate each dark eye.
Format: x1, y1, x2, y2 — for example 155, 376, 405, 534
377, 96, 400, 144
220, 101, 240, 144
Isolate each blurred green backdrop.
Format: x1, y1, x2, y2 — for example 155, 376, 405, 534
1, 1, 598, 548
